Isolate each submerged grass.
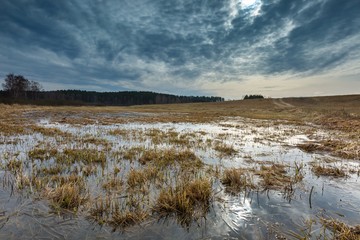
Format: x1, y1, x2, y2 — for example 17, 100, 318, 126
31, 125, 72, 138
320, 217, 360, 240
57, 148, 107, 165
28, 148, 58, 161
5, 159, 22, 173
221, 168, 253, 194
138, 148, 203, 169
256, 164, 291, 190
102, 177, 123, 191
298, 140, 359, 160
153, 178, 212, 226
46, 182, 88, 211
127, 169, 147, 189
214, 143, 237, 157
109, 208, 149, 230
312, 164, 347, 178
122, 146, 144, 161
1, 97, 359, 235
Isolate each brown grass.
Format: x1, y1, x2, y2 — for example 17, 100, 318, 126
138, 148, 203, 169
321, 217, 360, 240
108, 128, 127, 137
30, 125, 72, 137
1, 94, 359, 125
312, 165, 347, 178
214, 143, 237, 157
153, 178, 212, 226
5, 159, 22, 173
221, 168, 253, 194
186, 178, 212, 205
0, 95, 359, 232
46, 182, 88, 210
298, 140, 359, 160
256, 164, 291, 190
102, 177, 123, 191
28, 148, 58, 161
127, 169, 147, 189
122, 146, 144, 161
109, 208, 149, 230
57, 148, 107, 165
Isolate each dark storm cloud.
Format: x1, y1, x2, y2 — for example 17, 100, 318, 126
224, 0, 360, 74
0, 1, 83, 59
262, 0, 360, 73
0, 0, 359, 94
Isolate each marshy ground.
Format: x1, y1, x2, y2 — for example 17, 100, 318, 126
0, 95, 359, 239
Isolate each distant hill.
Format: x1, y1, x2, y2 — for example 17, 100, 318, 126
0, 90, 224, 106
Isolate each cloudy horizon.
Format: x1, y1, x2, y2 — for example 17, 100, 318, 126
1, 0, 359, 99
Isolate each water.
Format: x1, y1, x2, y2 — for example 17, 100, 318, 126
0, 116, 359, 239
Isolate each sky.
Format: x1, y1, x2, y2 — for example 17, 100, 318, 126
0, 0, 359, 99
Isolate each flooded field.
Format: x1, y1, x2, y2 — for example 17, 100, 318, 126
0, 108, 359, 239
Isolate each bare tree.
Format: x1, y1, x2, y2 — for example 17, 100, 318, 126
29, 80, 43, 91
2, 74, 42, 98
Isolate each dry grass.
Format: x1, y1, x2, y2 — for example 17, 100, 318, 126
81, 137, 111, 147
312, 165, 347, 178
186, 178, 212, 205
57, 148, 107, 165
298, 140, 359, 160
221, 168, 253, 194
5, 159, 22, 173
153, 178, 212, 226
109, 208, 149, 230
40, 164, 65, 175
0, 95, 359, 233
1, 94, 359, 126
321, 217, 360, 240
138, 148, 203, 169
214, 143, 237, 157
89, 196, 112, 224
256, 164, 291, 190
102, 177, 123, 191
122, 146, 144, 161
154, 188, 192, 224
81, 165, 97, 177
127, 169, 147, 189
28, 148, 58, 161
0, 122, 26, 135
89, 196, 149, 229
49, 174, 84, 186
46, 182, 88, 210
108, 128, 127, 137
30, 125, 72, 137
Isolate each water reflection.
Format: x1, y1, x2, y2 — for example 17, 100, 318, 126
0, 116, 359, 239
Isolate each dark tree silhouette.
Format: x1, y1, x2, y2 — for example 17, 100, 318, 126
2, 74, 28, 98
2, 74, 42, 98
0, 74, 223, 105
29, 80, 43, 91
244, 94, 264, 100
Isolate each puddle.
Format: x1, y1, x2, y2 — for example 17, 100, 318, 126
0, 116, 359, 239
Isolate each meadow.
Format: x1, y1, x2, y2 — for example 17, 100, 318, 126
0, 95, 359, 239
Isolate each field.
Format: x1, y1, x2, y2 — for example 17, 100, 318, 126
0, 95, 359, 239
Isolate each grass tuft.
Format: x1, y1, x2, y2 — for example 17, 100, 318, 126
46, 182, 88, 210
221, 168, 253, 194
153, 178, 212, 226
312, 165, 347, 178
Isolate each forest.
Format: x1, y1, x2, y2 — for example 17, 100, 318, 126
0, 74, 223, 106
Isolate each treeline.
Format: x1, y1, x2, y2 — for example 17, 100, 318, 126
0, 90, 224, 106
244, 94, 264, 100
0, 73, 223, 106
